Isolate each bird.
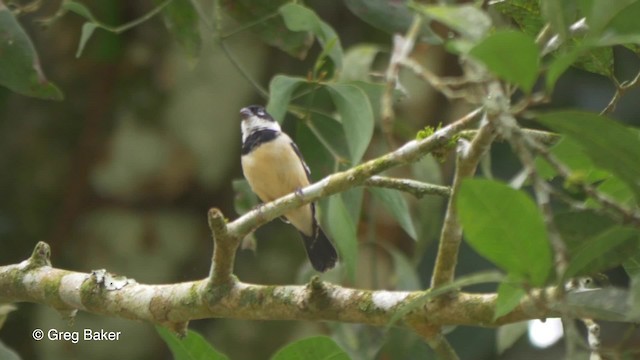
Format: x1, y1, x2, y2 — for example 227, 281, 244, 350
239, 105, 338, 272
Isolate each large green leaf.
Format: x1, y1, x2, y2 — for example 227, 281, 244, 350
457, 179, 552, 286
266, 75, 307, 122
157, 327, 229, 360
369, 188, 417, 241
326, 84, 374, 164
554, 210, 615, 251
327, 195, 358, 282
271, 336, 350, 360
221, 0, 313, 59
0, 4, 63, 100
537, 111, 640, 201
469, 31, 539, 93
280, 3, 343, 70
412, 4, 492, 42
564, 226, 640, 279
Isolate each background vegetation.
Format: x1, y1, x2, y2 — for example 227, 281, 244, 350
1, 0, 640, 359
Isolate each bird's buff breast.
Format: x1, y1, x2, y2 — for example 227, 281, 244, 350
241, 137, 313, 234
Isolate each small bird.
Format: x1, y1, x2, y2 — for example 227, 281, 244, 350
239, 105, 338, 272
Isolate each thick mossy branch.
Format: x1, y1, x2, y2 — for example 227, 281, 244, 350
0, 242, 571, 328
1, 243, 630, 334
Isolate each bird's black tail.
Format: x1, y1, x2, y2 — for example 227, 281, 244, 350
301, 227, 338, 272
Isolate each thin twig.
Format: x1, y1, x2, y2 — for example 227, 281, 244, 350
601, 69, 640, 115
381, 16, 423, 148
364, 176, 451, 198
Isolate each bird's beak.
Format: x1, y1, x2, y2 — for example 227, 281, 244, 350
239, 107, 252, 120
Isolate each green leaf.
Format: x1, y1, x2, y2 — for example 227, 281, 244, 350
0, 5, 63, 100
327, 195, 358, 282
280, 3, 343, 70
271, 336, 350, 360
554, 210, 615, 251
389, 271, 504, 326
62, 1, 98, 22
469, 31, 539, 93
590, 177, 636, 208
344, 0, 441, 43
345, 81, 388, 122
340, 45, 381, 82
535, 137, 610, 182
582, 0, 636, 34
537, 111, 640, 201
494, 279, 526, 320
563, 287, 632, 321
76, 22, 98, 58
340, 187, 364, 227
65, 0, 171, 58
574, 46, 613, 77
496, 322, 528, 355
492, 0, 543, 37
596, 0, 640, 45
307, 112, 350, 161
156, 327, 229, 360
411, 4, 492, 41
546, 47, 582, 93
296, 121, 335, 181
457, 179, 552, 286
564, 226, 640, 279
369, 188, 418, 240
221, 0, 313, 59
266, 75, 307, 122
156, 0, 201, 58
326, 83, 374, 164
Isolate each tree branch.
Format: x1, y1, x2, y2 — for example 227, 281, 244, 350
0, 242, 585, 330
431, 114, 497, 288
364, 176, 451, 198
